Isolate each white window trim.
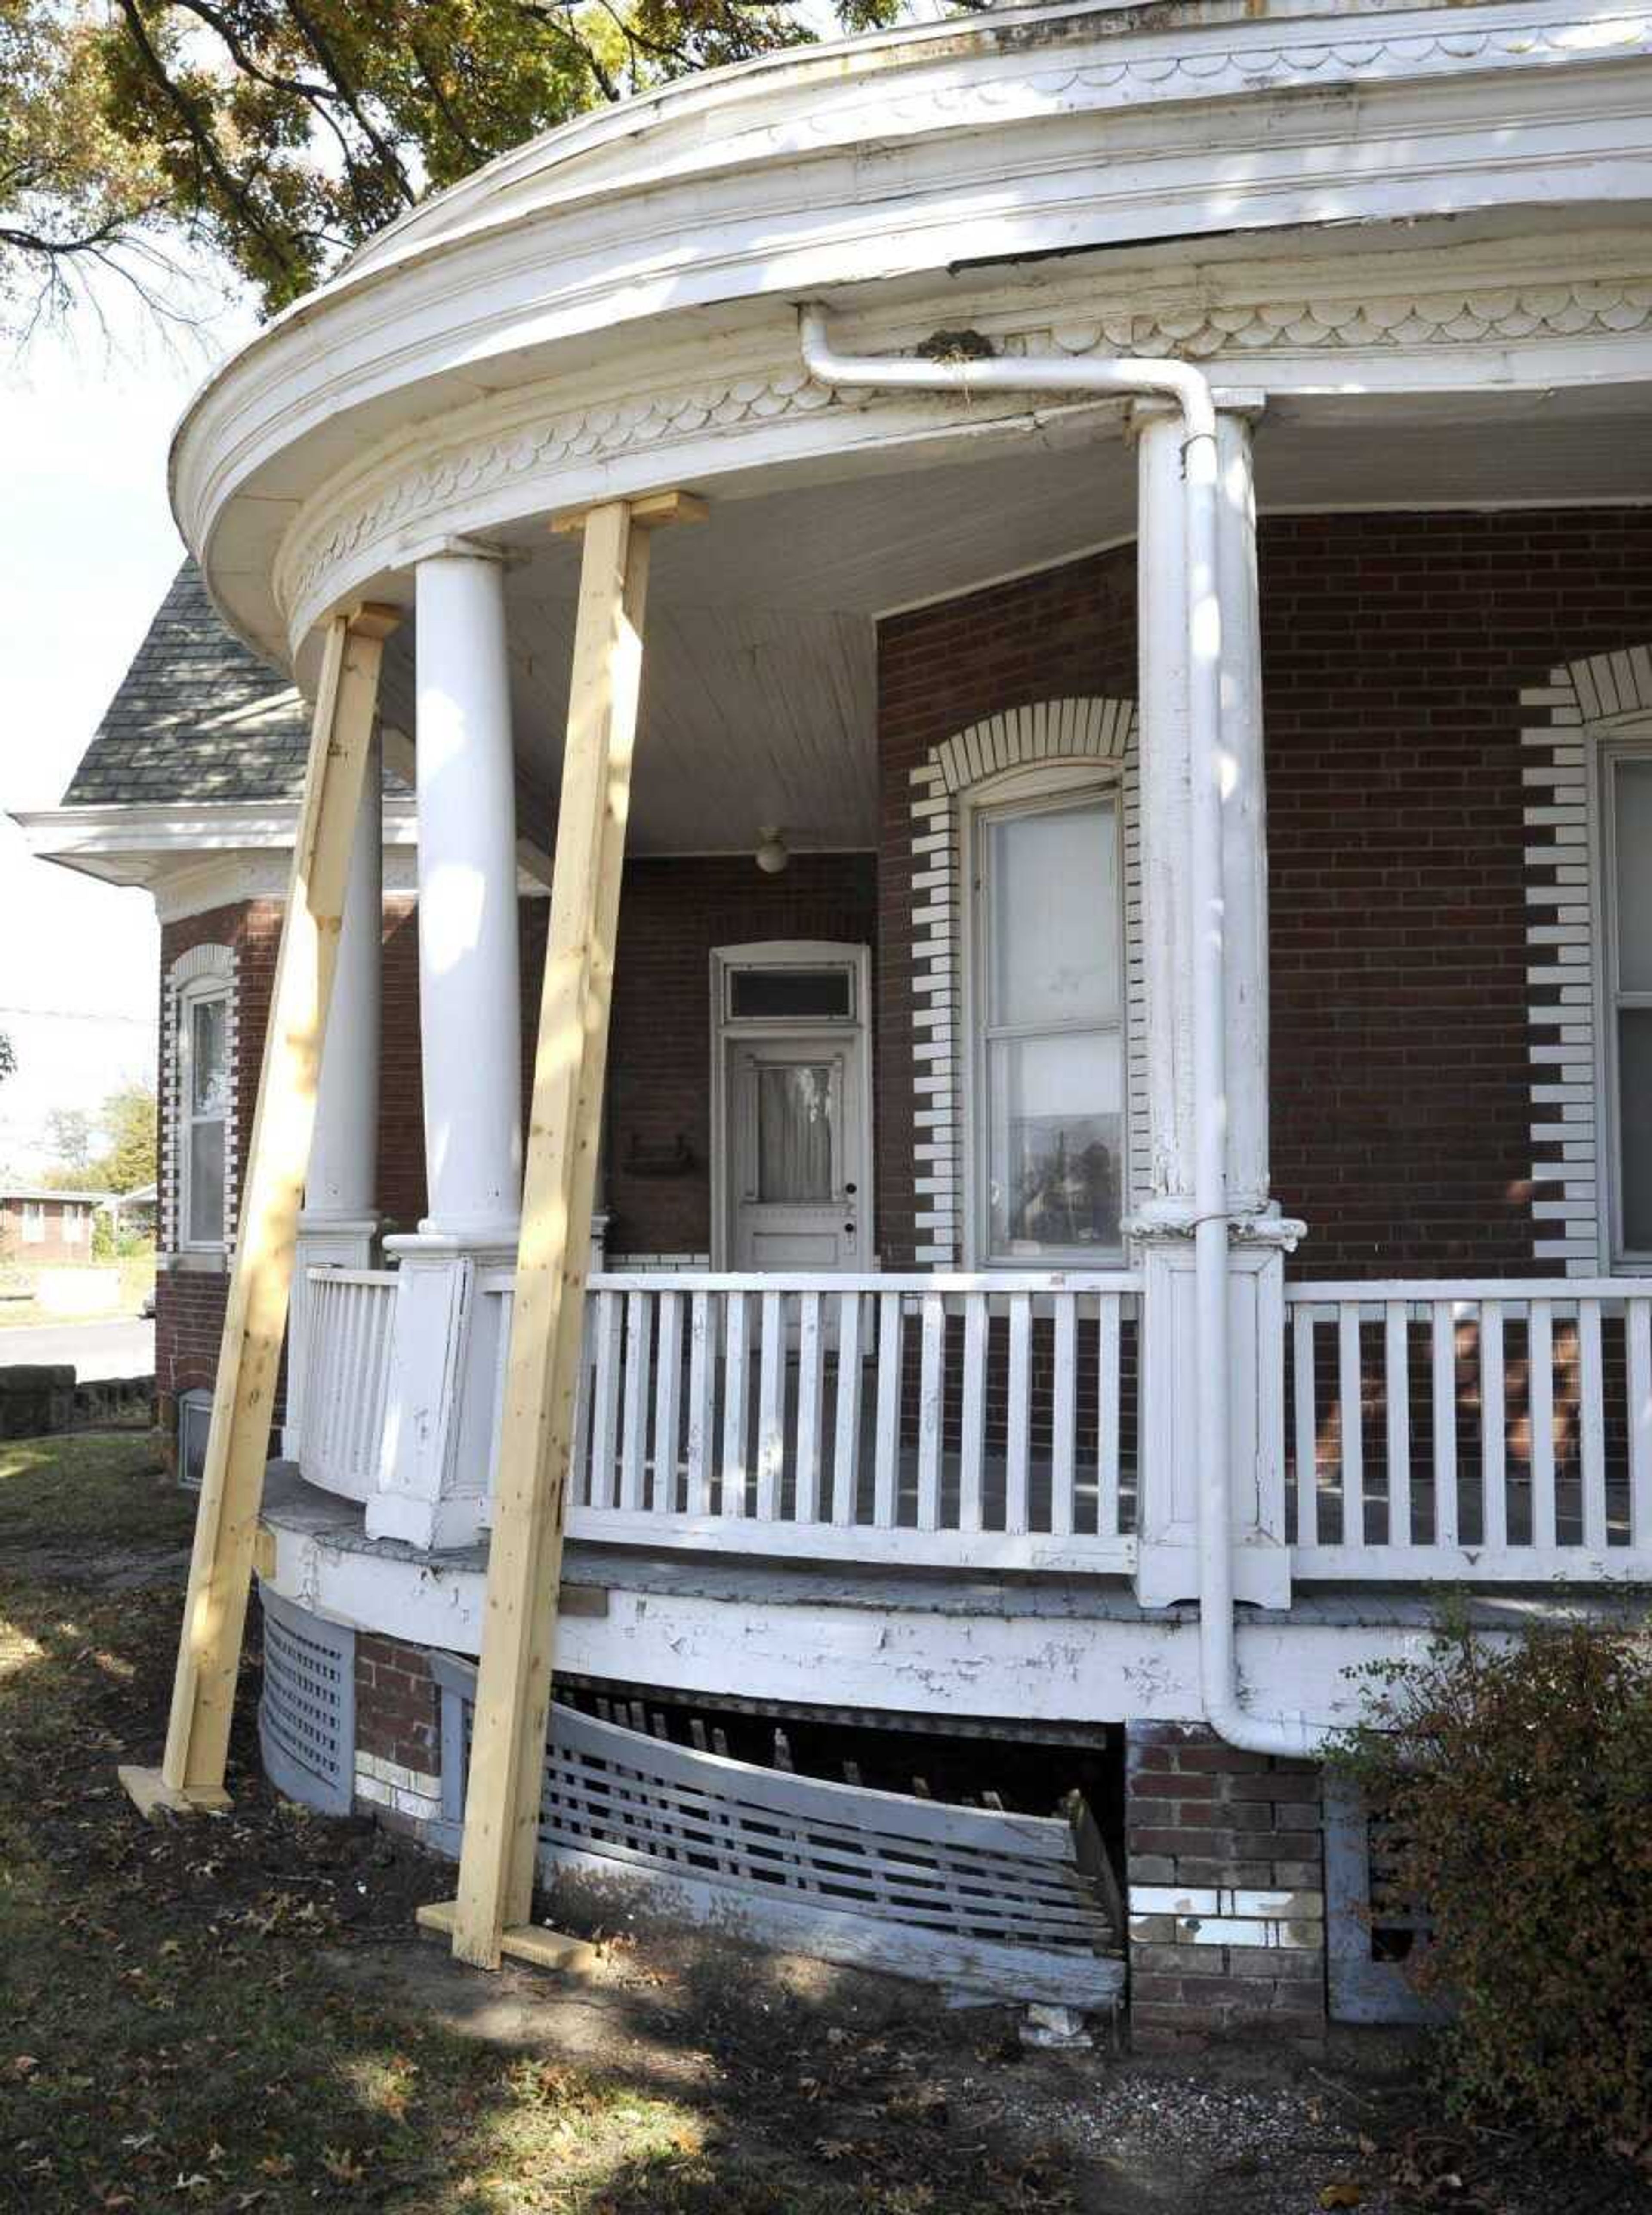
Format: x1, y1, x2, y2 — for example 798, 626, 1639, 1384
1522, 647, 1652, 1275
164, 942, 237, 1260
962, 762, 1129, 1270
707, 940, 875, 1271
907, 696, 1142, 1269
21, 1201, 44, 1244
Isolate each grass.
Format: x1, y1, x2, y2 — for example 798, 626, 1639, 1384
0, 1433, 1079, 2215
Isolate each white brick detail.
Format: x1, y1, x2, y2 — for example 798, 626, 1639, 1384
908, 696, 1141, 1266
1523, 646, 1652, 1273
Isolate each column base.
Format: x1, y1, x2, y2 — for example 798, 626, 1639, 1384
367, 1231, 520, 1551
1131, 1214, 1304, 1611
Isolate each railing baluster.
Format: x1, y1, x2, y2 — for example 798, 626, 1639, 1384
1338, 1303, 1364, 1548
1631, 1298, 1652, 1553
1096, 1294, 1120, 1541
1384, 1299, 1410, 1549
721, 1290, 751, 1518
756, 1288, 785, 1522
1006, 1291, 1031, 1536
832, 1290, 862, 1527
873, 1291, 903, 1528
795, 1291, 823, 1525
620, 1290, 652, 1512
588, 1288, 623, 1511
916, 1291, 945, 1533
1529, 1298, 1556, 1552
1479, 1299, 1506, 1551
684, 1291, 712, 1516
652, 1290, 682, 1514
568, 1294, 591, 1508
1432, 1302, 1458, 1550
1051, 1294, 1076, 1538
959, 1293, 987, 1534
1579, 1296, 1606, 1552
1293, 1305, 1317, 1548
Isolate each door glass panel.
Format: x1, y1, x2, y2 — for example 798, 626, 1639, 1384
986, 1031, 1122, 1254
1614, 759, 1652, 994
188, 1121, 226, 1245
987, 797, 1119, 1029
756, 1063, 834, 1204
190, 996, 230, 1116
1619, 1009, 1652, 1252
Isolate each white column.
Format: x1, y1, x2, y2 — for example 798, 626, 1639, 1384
1133, 403, 1195, 1219
306, 726, 383, 1223
1132, 400, 1296, 1608
413, 546, 523, 1242
368, 545, 522, 1548
285, 736, 383, 1459
1217, 408, 1270, 1219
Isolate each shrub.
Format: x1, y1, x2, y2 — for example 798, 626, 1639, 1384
1335, 1613, 1652, 2167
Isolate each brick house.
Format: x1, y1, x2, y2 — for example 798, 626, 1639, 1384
0, 1186, 108, 1267
20, 0, 1652, 2038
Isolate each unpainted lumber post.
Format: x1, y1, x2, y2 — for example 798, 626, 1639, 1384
436, 490, 701, 1970
119, 602, 399, 1820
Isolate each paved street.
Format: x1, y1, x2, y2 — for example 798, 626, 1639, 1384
0, 1318, 155, 1381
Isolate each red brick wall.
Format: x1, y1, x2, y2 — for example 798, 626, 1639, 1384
354, 1632, 440, 1777
601, 854, 878, 1257
0, 1198, 96, 1266
1125, 1720, 1325, 2046
876, 551, 1137, 1266
876, 510, 1652, 1278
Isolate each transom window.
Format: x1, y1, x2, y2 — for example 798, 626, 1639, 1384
966, 769, 1125, 1264
1604, 747, 1652, 1263
180, 984, 231, 1248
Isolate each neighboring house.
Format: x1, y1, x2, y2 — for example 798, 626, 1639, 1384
0, 1186, 110, 1267
18, 0, 1652, 2038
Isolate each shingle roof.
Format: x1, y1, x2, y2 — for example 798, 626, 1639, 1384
63, 560, 313, 807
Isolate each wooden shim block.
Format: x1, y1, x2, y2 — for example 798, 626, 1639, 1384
140, 605, 393, 1815
417, 1899, 598, 1976
449, 501, 656, 1970
117, 1762, 231, 1822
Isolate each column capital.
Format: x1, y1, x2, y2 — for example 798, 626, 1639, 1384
1211, 388, 1268, 421
405, 532, 512, 570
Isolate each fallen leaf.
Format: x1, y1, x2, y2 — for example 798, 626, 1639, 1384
1320, 2188, 1364, 2211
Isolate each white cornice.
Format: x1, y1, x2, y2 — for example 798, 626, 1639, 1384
275, 239, 1652, 646
166, 0, 1652, 672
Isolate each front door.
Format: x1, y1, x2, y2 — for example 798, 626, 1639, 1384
728, 1036, 866, 1269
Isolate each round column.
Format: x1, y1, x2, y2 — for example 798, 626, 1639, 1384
414, 548, 523, 1242
305, 727, 382, 1223
1216, 407, 1270, 1219
1133, 402, 1195, 1214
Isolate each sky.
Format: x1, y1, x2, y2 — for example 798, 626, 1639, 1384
0, 288, 255, 1178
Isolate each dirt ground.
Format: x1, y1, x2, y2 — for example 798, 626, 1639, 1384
3, 1434, 1647, 2215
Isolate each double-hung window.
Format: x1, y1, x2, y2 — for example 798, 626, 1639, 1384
967, 769, 1126, 1263
21, 1201, 43, 1244
179, 984, 230, 1248
1604, 747, 1652, 1263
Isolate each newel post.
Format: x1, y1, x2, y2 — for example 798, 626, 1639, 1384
1132, 401, 1300, 1609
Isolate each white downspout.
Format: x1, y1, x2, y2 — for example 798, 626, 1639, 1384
797, 304, 1325, 1760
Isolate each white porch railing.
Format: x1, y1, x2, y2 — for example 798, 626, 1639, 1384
296, 1267, 399, 1502
1285, 1280, 1652, 1581
481, 1270, 1140, 1571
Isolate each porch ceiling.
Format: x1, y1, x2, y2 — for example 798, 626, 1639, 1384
369, 379, 1652, 858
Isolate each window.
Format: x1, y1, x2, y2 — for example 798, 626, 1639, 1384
21, 1202, 43, 1244
1605, 749, 1652, 1262
967, 771, 1125, 1263
63, 1205, 84, 1243
179, 984, 230, 1247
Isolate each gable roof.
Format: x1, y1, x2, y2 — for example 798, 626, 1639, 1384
63, 561, 312, 807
